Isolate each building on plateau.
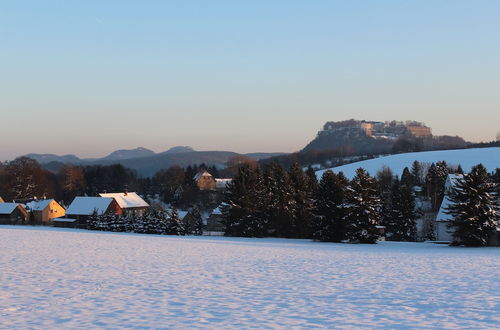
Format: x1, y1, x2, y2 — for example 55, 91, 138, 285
407, 125, 432, 137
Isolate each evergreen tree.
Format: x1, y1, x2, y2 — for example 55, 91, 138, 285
493, 169, 500, 204
165, 208, 185, 235
345, 168, 381, 244
288, 163, 315, 238
221, 164, 267, 237
446, 164, 499, 246
411, 161, 422, 186
387, 179, 417, 241
263, 163, 295, 237
313, 170, 349, 242
305, 165, 318, 191
186, 207, 203, 235
155, 209, 171, 235
128, 211, 139, 232
143, 209, 160, 234
376, 166, 394, 232
400, 167, 414, 188
87, 211, 100, 230
426, 162, 449, 211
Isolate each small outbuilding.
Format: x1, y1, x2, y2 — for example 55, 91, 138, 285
206, 205, 225, 234
215, 178, 232, 191
0, 203, 29, 224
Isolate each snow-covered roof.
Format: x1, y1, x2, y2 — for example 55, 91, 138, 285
436, 197, 453, 222
436, 174, 464, 222
194, 171, 213, 181
99, 192, 149, 209
52, 218, 77, 223
66, 197, 115, 216
211, 203, 227, 215
177, 210, 189, 220
215, 178, 232, 189
444, 174, 464, 192
26, 199, 55, 212
0, 203, 22, 215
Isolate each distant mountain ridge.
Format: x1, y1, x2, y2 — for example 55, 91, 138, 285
23, 146, 286, 177
162, 146, 195, 154
24, 153, 82, 164
101, 147, 156, 161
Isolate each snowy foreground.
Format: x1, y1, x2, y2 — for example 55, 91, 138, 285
1, 227, 499, 329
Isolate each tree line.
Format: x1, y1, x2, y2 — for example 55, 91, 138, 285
0, 157, 224, 208
86, 207, 203, 236
221, 161, 500, 245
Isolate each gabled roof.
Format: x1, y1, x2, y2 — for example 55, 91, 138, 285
194, 171, 213, 181
177, 210, 189, 220
437, 174, 465, 222
99, 192, 149, 209
0, 203, 23, 215
26, 199, 55, 211
211, 203, 227, 216
66, 197, 115, 216
444, 174, 464, 192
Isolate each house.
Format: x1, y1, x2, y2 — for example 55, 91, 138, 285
25, 199, 66, 223
0, 203, 29, 224
206, 205, 225, 235
435, 174, 464, 242
99, 192, 149, 215
61, 197, 122, 228
215, 178, 232, 191
194, 171, 216, 190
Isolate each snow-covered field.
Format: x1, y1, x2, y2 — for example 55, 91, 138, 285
317, 147, 500, 179
1, 226, 499, 329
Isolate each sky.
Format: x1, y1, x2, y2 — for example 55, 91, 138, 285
1, 0, 499, 160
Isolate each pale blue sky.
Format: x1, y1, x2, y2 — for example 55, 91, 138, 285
1, 1, 499, 160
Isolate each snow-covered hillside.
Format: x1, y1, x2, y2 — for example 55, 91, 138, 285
317, 147, 500, 179
1, 227, 499, 328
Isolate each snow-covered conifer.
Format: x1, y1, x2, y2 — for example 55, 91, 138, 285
345, 168, 381, 244
221, 164, 267, 237
446, 164, 499, 246
313, 170, 349, 242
